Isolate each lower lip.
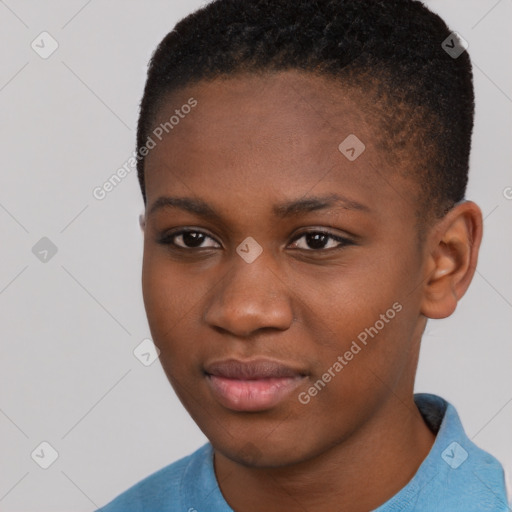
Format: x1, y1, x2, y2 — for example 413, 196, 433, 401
206, 374, 305, 412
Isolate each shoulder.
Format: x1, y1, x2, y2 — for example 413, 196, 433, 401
403, 394, 509, 511
96, 443, 212, 512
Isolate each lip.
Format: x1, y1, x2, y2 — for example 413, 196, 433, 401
204, 358, 307, 412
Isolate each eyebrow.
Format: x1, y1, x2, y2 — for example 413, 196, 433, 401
147, 193, 370, 221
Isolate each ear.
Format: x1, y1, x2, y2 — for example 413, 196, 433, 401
139, 213, 146, 231
420, 201, 483, 319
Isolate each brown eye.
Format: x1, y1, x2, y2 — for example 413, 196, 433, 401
289, 231, 353, 251
158, 229, 221, 249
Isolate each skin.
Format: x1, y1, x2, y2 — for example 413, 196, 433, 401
140, 70, 482, 511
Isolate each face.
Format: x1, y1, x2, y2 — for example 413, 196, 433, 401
141, 70, 429, 468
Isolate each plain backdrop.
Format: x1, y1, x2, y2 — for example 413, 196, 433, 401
0, 1, 511, 510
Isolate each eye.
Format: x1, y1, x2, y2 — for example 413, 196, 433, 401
158, 229, 221, 249
157, 228, 353, 252
288, 230, 353, 251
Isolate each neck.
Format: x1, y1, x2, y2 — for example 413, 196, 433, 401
214, 394, 435, 512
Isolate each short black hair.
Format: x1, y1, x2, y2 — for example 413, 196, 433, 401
136, 0, 474, 221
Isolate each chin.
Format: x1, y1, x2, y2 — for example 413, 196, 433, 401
212, 432, 325, 470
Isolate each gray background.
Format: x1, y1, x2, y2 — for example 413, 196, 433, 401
0, 0, 510, 510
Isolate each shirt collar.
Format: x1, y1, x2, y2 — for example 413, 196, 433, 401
374, 393, 508, 511
180, 393, 507, 511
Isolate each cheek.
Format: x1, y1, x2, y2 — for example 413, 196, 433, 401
300, 251, 418, 378
141, 252, 198, 345
141, 249, 222, 376
298, 257, 401, 334
142, 259, 176, 331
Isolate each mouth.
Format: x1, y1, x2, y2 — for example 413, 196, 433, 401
204, 358, 307, 412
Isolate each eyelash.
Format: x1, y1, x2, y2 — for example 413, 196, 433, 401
157, 228, 354, 252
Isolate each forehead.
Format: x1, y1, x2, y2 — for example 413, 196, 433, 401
150, 70, 369, 153
144, 70, 416, 223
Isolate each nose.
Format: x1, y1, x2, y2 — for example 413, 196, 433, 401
203, 253, 294, 337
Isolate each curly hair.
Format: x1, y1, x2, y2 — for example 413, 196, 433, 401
136, 0, 474, 220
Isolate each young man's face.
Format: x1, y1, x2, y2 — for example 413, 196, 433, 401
141, 70, 430, 467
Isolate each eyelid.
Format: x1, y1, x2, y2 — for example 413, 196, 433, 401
158, 226, 354, 251
288, 229, 354, 250
158, 227, 222, 248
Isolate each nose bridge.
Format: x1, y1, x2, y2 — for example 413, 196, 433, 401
204, 250, 293, 336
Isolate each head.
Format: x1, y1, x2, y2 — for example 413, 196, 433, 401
137, 0, 482, 468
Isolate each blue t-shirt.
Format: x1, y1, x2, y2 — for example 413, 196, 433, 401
97, 394, 509, 511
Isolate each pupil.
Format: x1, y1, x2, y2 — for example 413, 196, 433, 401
183, 232, 205, 247
307, 233, 327, 249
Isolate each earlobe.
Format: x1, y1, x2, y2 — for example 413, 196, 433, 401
139, 213, 146, 231
420, 201, 483, 319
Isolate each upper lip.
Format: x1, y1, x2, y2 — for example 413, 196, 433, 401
204, 358, 306, 380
